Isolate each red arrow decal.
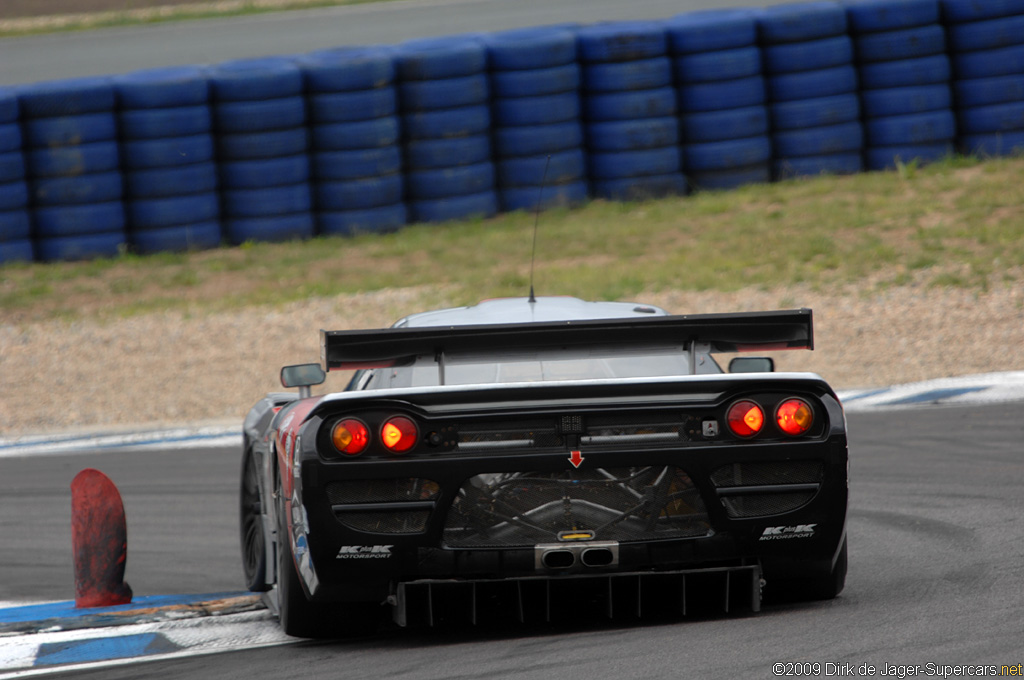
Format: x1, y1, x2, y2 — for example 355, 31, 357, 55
569, 450, 584, 468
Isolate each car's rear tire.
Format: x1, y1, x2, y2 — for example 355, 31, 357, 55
766, 536, 847, 603
239, 447, 268, 592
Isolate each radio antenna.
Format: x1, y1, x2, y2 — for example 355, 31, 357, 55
528, 155, 552, 304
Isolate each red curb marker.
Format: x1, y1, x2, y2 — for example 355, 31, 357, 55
71, 469, 132, 608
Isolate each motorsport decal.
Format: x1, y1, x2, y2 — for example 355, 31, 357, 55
336, 545, 394, 559
759, 524, 817, 541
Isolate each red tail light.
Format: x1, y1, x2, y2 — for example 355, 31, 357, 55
381, 416, 418, 453
776, 398, 814, 436
332, 419, 369, 456
727, 400, 764, 437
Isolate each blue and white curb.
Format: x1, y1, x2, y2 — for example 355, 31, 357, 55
0, 426, 241, 459
0, 593, 290, 676
837, 371, 1024, 412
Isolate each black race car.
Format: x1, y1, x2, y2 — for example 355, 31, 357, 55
240, 297, 848, 637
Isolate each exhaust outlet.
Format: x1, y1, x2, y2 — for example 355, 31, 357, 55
580, 547, 614, 567
541, 549, 576, 569
535, 541, 620, 571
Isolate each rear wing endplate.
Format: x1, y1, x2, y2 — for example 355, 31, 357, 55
320, 308, 812, 372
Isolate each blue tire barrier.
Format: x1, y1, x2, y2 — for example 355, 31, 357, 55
757, 2, 848, 43
317, 203, 408, 236
0, 181, 29, 211
672, 46, 761, 84
845, 0, 940, 32
410, 189, 498, 223
683, 136, 773, 172
313, 146, 404, 179
0, 151, 26, 183
124, 162, 218, 198
582, 58, 673, 92
118, 105, 212, 139
220, 155, 310, 189
207, 57, 303, 101
216, 128, 308, 160
680, 107, 770, 143
222, 184, 312, 218
126, 192, 220, 229
858, 54, 950, 88
314, 174, 404, 210
957, 101, 1024, 133
688, 163, 772, 191
770, 94, 861, 129
35, 231, 124, 262
939, 0, 1024, 23
395, 37, 487, 80
679, 76, 766, 112
496, 150, 586, 186
959, 130, 1024, 155
308, 88, 397, 124
953, 75, 1024, 108
406, 162, 495, 200
865, 143, 953, 169
26, 141, 119, 177
299, 46, 395, 93
585, 117, 679, 151
484, 26, 577, 70
491, 64, 580, 98
773, 152, 863, 178
763, 36, 854, 74
123, 134, 216, 168
24, 113, 117, 147
861, 84, 952, 116
113, 66, 208, 109
32, 201, 125, 238
773, 121, 864, 156
499, 179, 589, 212
0, 123, 21, 153
577, 21, 667, 63
224, 213, 315, 245
17, 76, 115, 117
0, 88, 18, 123
398, 74, 488, 111
403, 135, 489, 170
766, 66, 858, 102
1, 209, 31, 240
583, 87, 675, 121
0, 236, 34, 264
853, 25, 947, 63
494, 93, 580, 126
213, 97, 306, 133
31, 171, 123, 206
311, 117, 400, 151
492, 122, 584, 157
402, 105, 490, 139
952, 44, 1024, 80
664, 9, 758, 54
864, 110, 956, 145
591, 173, 687, 201
946, 14, 1024, 53
128, 220, 222, 254
588, 146, 681, 179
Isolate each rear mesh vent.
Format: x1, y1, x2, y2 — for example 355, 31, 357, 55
337, 510, 431, 534
326, 478, 439, 504
710, 461, 823, 488
443, 466, 710, 548
720, 492, 816, 518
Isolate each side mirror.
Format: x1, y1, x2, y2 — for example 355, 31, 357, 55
729, 357, 775, 374
281, 363, 326, 398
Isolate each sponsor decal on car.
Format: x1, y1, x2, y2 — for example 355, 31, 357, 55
336, 545, 394, 559
759, 524, 817, 541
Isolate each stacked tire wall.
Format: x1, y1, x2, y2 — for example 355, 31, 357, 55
941, 0, 1024, 157
3, 1, 1024, 264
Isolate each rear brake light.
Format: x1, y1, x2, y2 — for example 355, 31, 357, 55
776, 398, 814, 436
727, 400, 764, 437
332, 419, 369, 456
381, 416, 418, 453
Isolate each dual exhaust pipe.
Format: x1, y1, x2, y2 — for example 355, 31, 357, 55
535, 541, 619, 571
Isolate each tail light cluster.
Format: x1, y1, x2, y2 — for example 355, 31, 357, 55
329, 415, 420, 457
726, 397, 814, 439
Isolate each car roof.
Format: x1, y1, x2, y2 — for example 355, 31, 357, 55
395, 297, 668, 328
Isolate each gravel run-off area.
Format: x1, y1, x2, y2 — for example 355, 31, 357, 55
2, 280, 1023, 437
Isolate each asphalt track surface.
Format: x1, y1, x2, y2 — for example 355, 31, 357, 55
3, 402, 1023, 678
0, 0, 786, 85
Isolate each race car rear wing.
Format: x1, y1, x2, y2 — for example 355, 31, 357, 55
320, 308, 813, 372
